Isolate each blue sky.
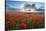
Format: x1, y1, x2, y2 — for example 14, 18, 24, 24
6, 1, 44, 9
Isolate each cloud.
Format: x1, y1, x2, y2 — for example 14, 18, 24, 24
7, 4, 24, 9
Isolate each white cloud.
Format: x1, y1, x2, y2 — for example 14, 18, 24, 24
8, 4, 24, 9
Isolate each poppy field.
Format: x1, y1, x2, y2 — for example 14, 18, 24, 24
5, 13, 45, 30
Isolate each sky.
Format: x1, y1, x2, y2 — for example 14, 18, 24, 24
6, 0, 44, 9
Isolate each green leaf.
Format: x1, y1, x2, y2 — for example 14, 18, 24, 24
13, 17, 16, 22
18, 16, 24, 23
27, 17, 32, 21
14, 23, 21, 29
27, 22, 32, 28
35, 22, 44, 28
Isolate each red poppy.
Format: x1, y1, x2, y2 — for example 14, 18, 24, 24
21, 23, 27, 28
16, 20, 19, 24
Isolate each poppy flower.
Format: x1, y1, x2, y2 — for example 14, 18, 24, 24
21, 23, 27, 28
16, 20, 19, 24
